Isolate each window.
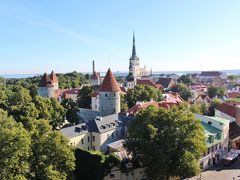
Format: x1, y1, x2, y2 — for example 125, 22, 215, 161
88, 146, 90, 150
116, 131, 119, 136
93, 136, 95, 142
81, 139, 84, 144
112, 133, 114, 139
110, 174, 115, 178
113, 108, 115, 113
93, 146, 95, 150
105, 93, 107, 97
208, 121, 212, 125
113, 93, 116, 97
88, 136, 90, 142
70, 142, 73, 146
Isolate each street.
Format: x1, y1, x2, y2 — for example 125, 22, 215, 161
190, 160, 240, 180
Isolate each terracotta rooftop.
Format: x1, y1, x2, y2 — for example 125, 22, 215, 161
196, 94, 211, 102
216, 102, 240, 118
91, 71, 100, 80
39, 71, 58, 87
137, 79, 163, 90
227, 92, 240, 99
127, 93, 183, 115
99, 68, 120, 92
157, 77, 175, 89
50, 70, 58, 83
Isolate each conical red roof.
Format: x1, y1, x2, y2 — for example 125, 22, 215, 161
50, 70, 58, 83
39, 73, 50, 86
99, 68, 120, 92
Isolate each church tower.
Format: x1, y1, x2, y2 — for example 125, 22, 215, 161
129, 33, 140, 79
99, 68, 121, 117
91, 60, 101, 85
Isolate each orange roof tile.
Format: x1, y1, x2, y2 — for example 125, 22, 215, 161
99, 68, 120, 92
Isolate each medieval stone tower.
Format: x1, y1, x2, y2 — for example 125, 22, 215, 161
91, 60, 101, 86
38, 71, 59, 98
99, 68, 121, 117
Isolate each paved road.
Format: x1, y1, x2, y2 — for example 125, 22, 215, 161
190, 160, 240, 180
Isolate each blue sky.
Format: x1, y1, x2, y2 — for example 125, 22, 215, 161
0, 0, 240, 74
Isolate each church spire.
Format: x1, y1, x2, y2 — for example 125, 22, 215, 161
131, 32, 138, 60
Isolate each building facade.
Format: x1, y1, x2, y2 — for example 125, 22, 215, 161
195, 114, 230, 170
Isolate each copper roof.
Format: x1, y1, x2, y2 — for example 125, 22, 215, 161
99, 68, 120, 92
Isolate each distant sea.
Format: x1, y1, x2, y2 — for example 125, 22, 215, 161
1, 69, 240, 79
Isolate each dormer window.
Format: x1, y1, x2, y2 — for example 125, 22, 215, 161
208, 121, 212, 125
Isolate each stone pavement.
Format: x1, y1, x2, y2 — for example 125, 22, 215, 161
189, 160, 240, 180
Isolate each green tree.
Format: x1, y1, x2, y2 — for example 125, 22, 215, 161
190, 103, 209, 115
8, 86, 32, 106
30, 120, 75, 179
208, 98, 222, 116
33, 96, 66, 128
120, 95, 128, 113
29, 84, 38, 98
77, 86, 94, 109
207, 85, 226, 98
74, 148, 120, 180
125, 85, 163, 108
61, 98, 79, 124
0, 84, 8, 109
125, 105, 206, 180
178, 74, 193, 84
0, 110, 31, 179
171, 83, 192, 101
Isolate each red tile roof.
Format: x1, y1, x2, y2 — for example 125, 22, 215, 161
39, 71, 58, 87
91, 71, 100, 80
127, 98, 182, 115
196, 94, 211, 102
99, 68, 120, 92
137, 79, 163, 90
216, 102, 240, 118
50, 70, 58, 83
227, 92, 240, 98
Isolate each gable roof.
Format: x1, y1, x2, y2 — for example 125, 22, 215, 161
99, 68, 120, 92
137, 79, 163, 90
216, 102, 240, 118
196, 94, 211, 102
127, 99, 182, 115
157, 77, 174, 88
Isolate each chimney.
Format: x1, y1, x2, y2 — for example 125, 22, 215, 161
92, 60, 95, 73
236, 105, 240, 126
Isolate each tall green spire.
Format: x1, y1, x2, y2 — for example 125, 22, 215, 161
130, 32, 138, 60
